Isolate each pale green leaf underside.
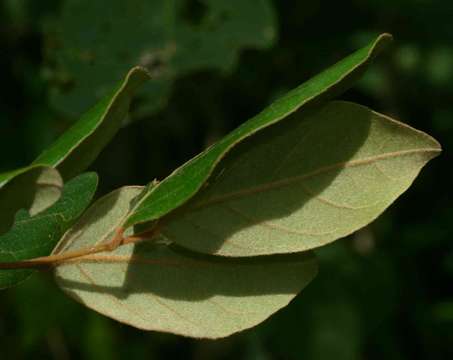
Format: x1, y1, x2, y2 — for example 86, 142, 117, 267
0, 166, 63, 235
126, 33, 393, 227
0, 173, 98, 289
54, 187, 317, 338
161, 101, 440, 256
33, 66, 150, 180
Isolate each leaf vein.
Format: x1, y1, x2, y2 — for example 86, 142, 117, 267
223, 204, 338, 236
191, 148, 438, 210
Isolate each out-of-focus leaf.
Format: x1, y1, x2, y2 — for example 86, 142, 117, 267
0, 166, 62, 235
33, 66, 150, 179
126, 34, 393, 228
54, 187, 317, 339
157, 101, 440, 256
48, 0, 277, 118
426, 47, 453, 87
0, 173, 98, 289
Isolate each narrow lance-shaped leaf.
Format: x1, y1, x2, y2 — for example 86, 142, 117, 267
33, 66, 150, 180
54, 187, 317, 339
0, 173, 98, 289
0, 67, 149, 185
125, 33, 393, 227
0, 66, 149, 234
0, 166, 63, 235
159, 101, 441, 256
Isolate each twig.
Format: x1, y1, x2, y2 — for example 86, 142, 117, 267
0, 226, 160, 270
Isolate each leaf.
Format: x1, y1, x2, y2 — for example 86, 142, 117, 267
33, 66, 150, 180
0, 66, 148, 233
0, 173, 98, 289
48, 0, 277, 118
157, 101, 440, 256
125, 33, 393, 227
0, 166, 63, 235
54, 187, 317, 339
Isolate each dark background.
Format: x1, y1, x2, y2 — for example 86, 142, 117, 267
0, 0, 452, 359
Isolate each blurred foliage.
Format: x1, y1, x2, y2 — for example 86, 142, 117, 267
46, 0, 276, 118
0, 0, 452, 359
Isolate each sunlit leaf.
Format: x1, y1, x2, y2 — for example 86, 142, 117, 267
158, 101, 440, 256
125, 34, 393, 228
0, 166, 63, 235
54, 187, 317, 338
0, 173, 98, 289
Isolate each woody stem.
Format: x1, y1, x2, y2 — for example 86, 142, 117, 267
0, 226, 159, 270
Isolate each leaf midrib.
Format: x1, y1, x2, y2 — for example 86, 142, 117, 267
126, 34, 393, 225
188, 147, 439, 211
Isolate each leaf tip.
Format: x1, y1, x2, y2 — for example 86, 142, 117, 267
120, 66, 152, 95
369, 33, 393, 57
85, 171, 100, 187
128, 65, 153, 80
378, 32, 394, 42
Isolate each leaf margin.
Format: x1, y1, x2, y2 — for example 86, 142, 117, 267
125, 33, 394, 228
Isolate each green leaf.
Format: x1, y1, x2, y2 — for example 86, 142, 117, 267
0, 166, 63, 235
0, 173, 98, 289
48, 0, 276, 118
54, 187, 317, 339
33, 66, 150, 180
125, 33, 393, 228
0, 66, 147, 233
157, 101, 440, 256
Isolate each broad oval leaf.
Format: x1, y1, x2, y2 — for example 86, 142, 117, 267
159, 101, 441, 256
126, 33, 393, 227
0, 173, 98, 289
54, 187, 317, 339
0, 166, 63, 235
33, 66, 150, 180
